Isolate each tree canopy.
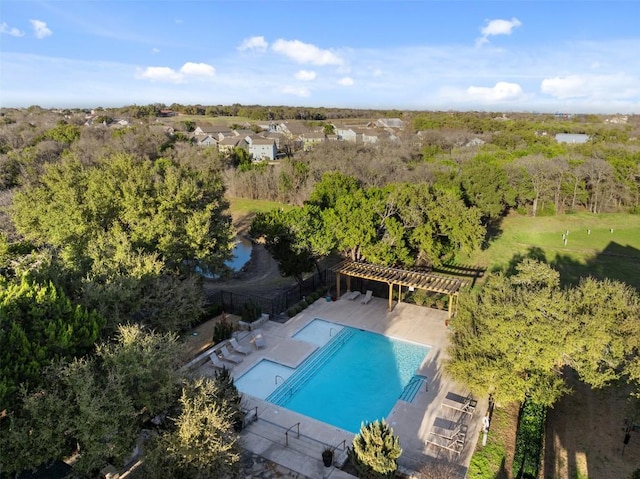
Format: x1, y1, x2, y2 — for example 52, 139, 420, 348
0, 324, 182, 476
12, 153, 233, 277
0, 275, 104, 411
445, 259, 640, 406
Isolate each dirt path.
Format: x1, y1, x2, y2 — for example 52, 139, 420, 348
202, 241, 294, 298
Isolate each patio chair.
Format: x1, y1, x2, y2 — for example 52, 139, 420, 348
229, 337, 251, 355
209, 352, 227, 369
252, 329, 266, 349
429, 417, 468, 442
345, 290, 361, 301
441, 392, 477, 416
361, 290, 373, 304
219, 345, 243, 364
425, 433, 465, 455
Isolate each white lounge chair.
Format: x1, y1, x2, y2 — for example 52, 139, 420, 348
229, 337, 251, 355
361, 290, 373, 304
345, 290, 361, 301
219, 345, 243, 364
209, 353, 227, 369
252, 330, 266, 349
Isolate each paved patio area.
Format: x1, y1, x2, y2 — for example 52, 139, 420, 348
193, 293, 486, 478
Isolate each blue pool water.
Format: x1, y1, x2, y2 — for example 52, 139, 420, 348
236, 318, 430, 433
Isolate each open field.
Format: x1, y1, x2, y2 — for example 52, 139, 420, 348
459, 213, 640, 290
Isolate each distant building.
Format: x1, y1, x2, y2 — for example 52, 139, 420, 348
555, 133, 589, 144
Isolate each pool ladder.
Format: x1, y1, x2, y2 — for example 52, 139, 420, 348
275, 374, 285, 385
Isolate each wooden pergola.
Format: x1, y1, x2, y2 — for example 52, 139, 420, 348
331, 259, 467, 318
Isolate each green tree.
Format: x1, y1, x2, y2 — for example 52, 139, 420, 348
12, 154, 233, 276
250, 208, 315, 284
446, 259, 640, 406
0, 324, 181, 476
141, 377, 242, 479
459, 155, 515, 220
0, 275, 104, 410
348, 419, 402, 478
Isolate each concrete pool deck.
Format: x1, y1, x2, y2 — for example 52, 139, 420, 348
195, 294, 486, 478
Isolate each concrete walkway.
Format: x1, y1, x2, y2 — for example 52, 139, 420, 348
195, 294, 485, 479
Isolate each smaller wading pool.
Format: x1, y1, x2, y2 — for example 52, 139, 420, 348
235, 360, 294, 399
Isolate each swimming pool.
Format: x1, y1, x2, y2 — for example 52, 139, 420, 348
235, 318, 430, 433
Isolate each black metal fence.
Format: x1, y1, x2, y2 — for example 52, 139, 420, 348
206, 269, 331, 318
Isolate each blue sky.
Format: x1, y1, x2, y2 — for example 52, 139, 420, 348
1, 1, 639, 113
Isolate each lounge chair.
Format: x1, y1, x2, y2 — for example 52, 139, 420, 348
429, 417, 468, 442
219, 345, 243, 364
361, 290, 373, 304
229, 337, 251, 355
209, 353, 227, 369
425, 433, 465, 455
441, 392, 477, 416
345, 290, 361, 301
252, 329, 266, 349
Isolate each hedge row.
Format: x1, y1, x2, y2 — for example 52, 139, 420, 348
513, 399, 546, 479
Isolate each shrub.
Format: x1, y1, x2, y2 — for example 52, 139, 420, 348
212, 317, 234, 345
214, 367, 244, 431
294, 304, 303, 314
513, 400, 546, 479
348, 419, 402, 478
241, 302, 262, 323
299, 300, 308, 309
287, 308, 297, 317
308, 292, 319, 302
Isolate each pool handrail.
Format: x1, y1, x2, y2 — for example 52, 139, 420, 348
285, 422, 300, 447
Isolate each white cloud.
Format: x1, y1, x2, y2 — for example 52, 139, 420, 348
180, 62, 215, 77
238, 36, 268, 52
136, 66, 184, 83
281, 85, 310, 97
541, 74, 639, 100
272, 39, 343, 65
338, 76, 354, 86
1, 22, 25, 37
295, 70, 316, 81
152, 48, 160, 54
467, 81, 524, 101
136, 62, 216, 83
372, 68, 383, 77
30, 19, 52, 39
476, 17, 521, 46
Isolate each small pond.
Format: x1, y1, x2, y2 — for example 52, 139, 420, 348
226, 236, 253, 271
195, 236, 253, 278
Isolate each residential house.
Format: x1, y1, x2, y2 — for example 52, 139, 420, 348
194, 125, 219, 136
197, 135, 218, 148
374, 118, 405, 129
301, 132, 326, 151
335, 127, 365, 143
218, 136, 244, 154
248, 138, 277, 161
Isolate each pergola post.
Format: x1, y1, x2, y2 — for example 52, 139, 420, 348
448, 294, 454, 319
388, 283, 393, 311
398, 284, 402, 303
346, 275, 351, 292
336, 273, 341, 299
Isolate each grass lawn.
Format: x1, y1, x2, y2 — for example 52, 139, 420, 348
458, 212, 640, 290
